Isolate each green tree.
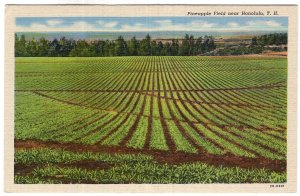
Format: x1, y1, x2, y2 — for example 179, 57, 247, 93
156, 41, 164, 56
170, 39, 179, 56
208, 36, 216, 50
150, 40, 157, 56
37, 37, 49, 56
103, 40, 115, 57
15, 34, 28, 56
195, 37, 203, 54
14, 33, 218, 57
189, 35, 195, 55
48, 39, 61, 56
69, 40, 93, 57
251, 37, 258, 45
179, 34, 190, 56
162, 42, 172, 56
115, 36, 128, 56
202, 36, 207, 52
139, 34, 151, 56
92, 40, 106, 56
59, 37, 75, 57
128, 36, 138, 56
27, 38, 39, 57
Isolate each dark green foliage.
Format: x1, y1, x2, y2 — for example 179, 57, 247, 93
15, 33, 286, 57
59, 37, 75, 57
150, 40, 157, 56
170, 39, 179, 56
251, 36, 258, 46
216, 45, 264, 56
139, 34, 152, 56
15, 34, 28, 56
128, 36, 138, 56
215, 33, 287, 56
115, 36, 128, 56
156, 41, 164, 55
48, 38, 61, 57
15, 148, 286, 184
15, 33, 216, 57
256, 33, 287, 46
178, 34, 190, 56
69, 40, 94, 57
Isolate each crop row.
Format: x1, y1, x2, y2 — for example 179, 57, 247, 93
15, 56, 287, 160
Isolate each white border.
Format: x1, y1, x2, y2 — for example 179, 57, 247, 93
1, 0, 299, 195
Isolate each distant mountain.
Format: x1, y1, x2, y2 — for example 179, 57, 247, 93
16, 31, 287, 41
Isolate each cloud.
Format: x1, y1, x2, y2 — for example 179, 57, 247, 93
227, 22, 239, 27
15, 18, 286, 32
103, 21, 118, 28
146, 20, 216, 31
97, 21, 104, 25
265, 20, 281, 27
69, 21, 98, 31
97, 20, 118, 28
121, 23, 151, 31
190, 21, 215, 28
46, 20, 63, 26
246, 20, 281, 27
16, 21, 98, 32
155, 20, 173, 25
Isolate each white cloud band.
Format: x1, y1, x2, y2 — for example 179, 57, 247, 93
16, 19, 286, 32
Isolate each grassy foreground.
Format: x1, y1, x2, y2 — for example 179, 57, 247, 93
15, 148, 286, 184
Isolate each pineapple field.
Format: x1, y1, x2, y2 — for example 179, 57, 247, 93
14, 56, 287, 183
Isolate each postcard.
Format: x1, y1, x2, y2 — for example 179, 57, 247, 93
4, 4, 297, 192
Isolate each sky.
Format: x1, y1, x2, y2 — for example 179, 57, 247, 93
15, 17, 288, 32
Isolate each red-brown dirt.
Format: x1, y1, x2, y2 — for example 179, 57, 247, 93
15, 139, 286, 172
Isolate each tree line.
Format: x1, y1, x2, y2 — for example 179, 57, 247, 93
214, 33, 287, 56
15, 34, 216, 57
251, 33, 287, 46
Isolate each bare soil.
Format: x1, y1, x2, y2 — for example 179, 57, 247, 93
15, 139, 286, 172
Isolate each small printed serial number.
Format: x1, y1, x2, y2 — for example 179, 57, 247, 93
270, 184, 284, 188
